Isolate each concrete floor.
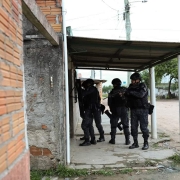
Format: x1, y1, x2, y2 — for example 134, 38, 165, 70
70, 114, 177, 169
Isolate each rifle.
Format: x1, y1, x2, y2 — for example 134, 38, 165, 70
103, 87, 127, 100
75, 79, 85, 118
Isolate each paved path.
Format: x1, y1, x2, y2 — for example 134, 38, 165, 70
70, 100, 180, 170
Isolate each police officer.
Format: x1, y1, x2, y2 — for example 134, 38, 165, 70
80, 79, 105, 146
126, 72, 149, 150
108, 78, 130, 145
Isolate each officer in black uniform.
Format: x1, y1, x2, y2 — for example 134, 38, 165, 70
125, 72, 149, 150
108, 78, 130, 145
80, 79, 105, 146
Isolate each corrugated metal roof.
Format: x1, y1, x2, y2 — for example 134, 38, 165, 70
67, 36, 180, 72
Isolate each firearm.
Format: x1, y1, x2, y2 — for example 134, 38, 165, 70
103, 87, 127, 100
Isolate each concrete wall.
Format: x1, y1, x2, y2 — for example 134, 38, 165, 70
0, 1, 30, 180
23, 17, 66, 169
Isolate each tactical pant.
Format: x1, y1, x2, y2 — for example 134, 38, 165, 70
130, 108, 149, 140
92, 107, 104, 137
110, 106, 130, 139
81, 108, 95, 140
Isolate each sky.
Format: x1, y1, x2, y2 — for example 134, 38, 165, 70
65, 0, 180, 85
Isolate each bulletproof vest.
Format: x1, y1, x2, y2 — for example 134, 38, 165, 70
108, 86, 127, 108
83, 86, 100, 108
127, 82, 148, 109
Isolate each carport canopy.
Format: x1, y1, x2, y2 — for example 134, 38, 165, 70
67, 36, 180, 71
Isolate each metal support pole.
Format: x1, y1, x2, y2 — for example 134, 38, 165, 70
62, 0, 70, 165
178, 55, 180, 134
150, 67, 157, 139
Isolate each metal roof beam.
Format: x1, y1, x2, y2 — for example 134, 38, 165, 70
68, 41, 180, 52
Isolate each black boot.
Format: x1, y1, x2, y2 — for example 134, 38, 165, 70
97, 136, 105, 142
90, 137, 97, 145
142, 141, 149, 150
129, 140, 139, 149
109, 139, 115, 144
79, 138, 91, 146
97, 131, 105, 142
125, 135, 131, 145
80, 136, 85, 140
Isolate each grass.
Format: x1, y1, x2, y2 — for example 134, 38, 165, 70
30, 165, 136, 180
168, 154, 180, 164
119, 168, 133, 174
158, 132, 170, 138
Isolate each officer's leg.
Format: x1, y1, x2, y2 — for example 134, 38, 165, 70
129, 109, 139, 149
89, 114, 96, 145
80, 108, 92, 146
93, 108, 105, 142
120, 107, 130, 145
139, 109, 149, 150
109, 112, 118, 144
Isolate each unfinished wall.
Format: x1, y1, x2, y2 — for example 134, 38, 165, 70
23, 16, 66, 169
0, 0, 30, 180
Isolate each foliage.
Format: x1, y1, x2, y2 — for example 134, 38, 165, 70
140, 69, 150, 88
155, 58, 178, 97
30, 165, 118, 180
102, 85, 113, 93
168, 154, 180, 164
119, 168, 133, 174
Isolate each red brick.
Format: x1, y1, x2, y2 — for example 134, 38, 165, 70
13, 126, 20, 136
46, 0, 56, 7
30, 146, 42, 156
0, 161, 7, 173
1, 124, 10, 133
50, 7, 61, 15
42, 148, 52, 156
1, 77, 11, 86
1, 117, 10, 125
0, 105, 7, 115
6, 90, 15, 97
0, 97, 6, 105
0, 145, 7, 157
2, 131, 11, 142
0, 61, 10, 71
8, 152, 17, 165
1, 69, 10, 78
42, 125, 47, 129
0, 90, 6, 98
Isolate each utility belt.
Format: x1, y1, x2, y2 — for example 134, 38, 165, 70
85, 103, 100, 111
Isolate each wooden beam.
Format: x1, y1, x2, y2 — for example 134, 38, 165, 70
22, 0, 59, 46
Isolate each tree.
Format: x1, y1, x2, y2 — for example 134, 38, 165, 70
140, 69, 150, 88
102, 85, 113, 93
155, 58, 178, 97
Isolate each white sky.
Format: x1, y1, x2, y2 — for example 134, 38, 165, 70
65, 0, 180, 85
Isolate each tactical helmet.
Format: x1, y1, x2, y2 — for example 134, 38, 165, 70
130, 72, 141, 81
86, 79, 94, 86
82, 81, 87, 88
111, 78, 122, 85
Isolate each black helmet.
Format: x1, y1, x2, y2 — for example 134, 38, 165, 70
86, 79, 94, 86
130, 72, 141, 81
111, 78, 121, 85
82, 81, 87, 88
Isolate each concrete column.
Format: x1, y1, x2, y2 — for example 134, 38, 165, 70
178, 55, 180, 134
149, 67, 157, 139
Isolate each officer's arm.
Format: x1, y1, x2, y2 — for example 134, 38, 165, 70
82, 87, 95, 97
128, 84, 148, 98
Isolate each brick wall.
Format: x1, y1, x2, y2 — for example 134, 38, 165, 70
0, 0, 30, 179
36, 0, 62, 32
